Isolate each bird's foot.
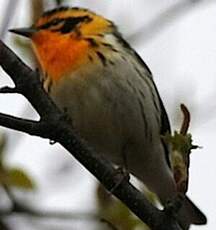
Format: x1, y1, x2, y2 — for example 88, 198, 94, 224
109, 166, 130, 194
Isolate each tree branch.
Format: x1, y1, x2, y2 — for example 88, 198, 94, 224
0, 113, 46, 136
0, 40, 182, 230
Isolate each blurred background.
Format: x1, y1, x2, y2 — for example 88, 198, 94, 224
0, 0, 215, 229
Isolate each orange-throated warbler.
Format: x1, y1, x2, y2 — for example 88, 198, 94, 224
10, 7, 206, 229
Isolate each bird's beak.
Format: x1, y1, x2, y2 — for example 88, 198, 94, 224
9, 27, 37, 38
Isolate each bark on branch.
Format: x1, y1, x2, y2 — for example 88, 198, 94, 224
0, 40, 182, 230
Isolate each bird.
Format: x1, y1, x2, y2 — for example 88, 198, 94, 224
9, 6, 206, 229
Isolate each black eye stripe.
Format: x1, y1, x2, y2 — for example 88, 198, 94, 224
37, 16, 92, 33
37, 18, 63, 29
55, 16, 92, 34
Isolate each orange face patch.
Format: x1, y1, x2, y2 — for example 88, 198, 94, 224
31, 30, 89, 81
30, 8, 114, 81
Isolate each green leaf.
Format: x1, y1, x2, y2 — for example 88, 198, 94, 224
162, 131, 198, 157
103, 200, 149, 230
97, 185, 149, 230
6, 168, 35, 190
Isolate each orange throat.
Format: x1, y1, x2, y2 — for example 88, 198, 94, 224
32, 30, 89, 81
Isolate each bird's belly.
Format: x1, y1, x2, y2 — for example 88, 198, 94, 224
48, 64, 175, 201
49, 70, 151, 165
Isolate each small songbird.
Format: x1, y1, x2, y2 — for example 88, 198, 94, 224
10, 7, 206, 229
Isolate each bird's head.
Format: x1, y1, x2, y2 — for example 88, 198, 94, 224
10, 7, 116, 81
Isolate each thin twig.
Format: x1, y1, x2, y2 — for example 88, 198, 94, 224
0, 86, 18, 94
180, 104, 190, 135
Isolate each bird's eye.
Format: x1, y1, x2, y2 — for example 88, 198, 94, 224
51, 18, 61, 26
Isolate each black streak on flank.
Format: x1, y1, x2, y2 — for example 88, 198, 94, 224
85, 38, 99, 47
102, 43, 119, 53
102, 43, 113, 48
96, 51, 107, 66
88, 55, 93, 62
109, 60, 115, 66
137, 98, 149, 139
114, 31, 152, 76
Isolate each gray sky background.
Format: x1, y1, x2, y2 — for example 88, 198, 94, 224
0, 0, 215, 229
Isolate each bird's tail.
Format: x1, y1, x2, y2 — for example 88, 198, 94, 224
177, 196, 207, 229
